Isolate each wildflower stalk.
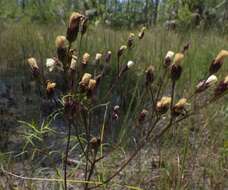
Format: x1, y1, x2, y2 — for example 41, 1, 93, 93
64, 120, 72, 190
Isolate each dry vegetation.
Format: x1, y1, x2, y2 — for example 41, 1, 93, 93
0, 13, 228, 190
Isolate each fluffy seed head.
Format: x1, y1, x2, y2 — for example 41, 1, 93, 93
46, 81, 56, 92
95, 53, 102, 61
196, 75, 218, 93
127, 60, 135, 69
79, 73, 92, 86
118, 45, 127, 58
82, 53, 90, 65
127, 33, 135, 48
46, 58, 56, 72
164, 51, 175, 67
88, 79, 97, 90
173, 53, 184, 66
172, 98, 188, 116
55, 35, 66, 49
89, 137, 101, 150
70, 55, 77, 70
138, 27, 146, 39
209, 50, 228, 74
214, 50, 228, 63
156, 96, 172, 114
28, 57, 39, 69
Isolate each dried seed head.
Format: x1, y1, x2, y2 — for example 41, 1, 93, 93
172, 98, 188, 116
67, 12, 83, 43
214, 75, 228, 97
89, 137, 101, 150
88, 79, 97, 90
215, 50, 228, 63
127, 60, 135, 69
156, 96, 172, 114
95, 53, 102, 61
118, 45, 127, 58
127, 33, 135, 48
114, 105, 120, 111
28, 57, 39, 69
79, 73, 92, 86
27, 57, 39, 77
82, 53, 90, 65
104, 51, 112, 63
112, 105, 120, 120
209, 50, 228, 74
46, 58, 63, 72
55, 35, 66, 49
196, 75, 218, 93
46, 81, 56, 91
138, 27, 146, 39
70, 55, 77, 70
164, 51, 175, 67
138, 109, 149, 123
145, 65, 155, 85
173, 53, 184, 66
46, 81, 56, 98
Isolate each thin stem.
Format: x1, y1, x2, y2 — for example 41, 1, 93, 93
64, 120, 72, 190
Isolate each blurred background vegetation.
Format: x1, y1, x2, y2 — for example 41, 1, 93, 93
0, 0, 228, 31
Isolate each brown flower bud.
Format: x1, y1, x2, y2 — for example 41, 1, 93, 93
156, 96, 172, 114
172, 98, 188, 116
66, 12, 83, 43
145, 65, 155, 85
170, 64, 182, 81
214, 76, 228, 97
209, 50, 228, 74
81, 17, 88, 36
